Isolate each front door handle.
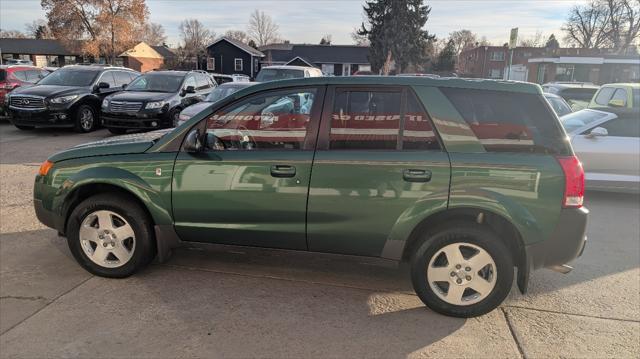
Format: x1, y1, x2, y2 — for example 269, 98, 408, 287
403, 169, 432, 182
271, 165, 296, 178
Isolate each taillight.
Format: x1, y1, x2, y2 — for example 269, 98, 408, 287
557, 156, 584, 208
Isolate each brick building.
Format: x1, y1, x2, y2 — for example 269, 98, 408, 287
458, 46, 640, 84
119, 42, 175, 72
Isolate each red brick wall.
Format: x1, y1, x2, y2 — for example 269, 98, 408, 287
123, 57, 164, 72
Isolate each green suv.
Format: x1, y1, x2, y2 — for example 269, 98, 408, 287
34, 77, 588, 317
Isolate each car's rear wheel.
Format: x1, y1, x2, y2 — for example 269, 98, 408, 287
66, 193, 156, 277
15, 125, 35, 130
410, 222, 513, 318
73, 104, 97, 133
108, 128, 127, 135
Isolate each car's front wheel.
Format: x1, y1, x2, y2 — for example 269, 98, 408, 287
73, 104, 97, 133
410, 222, 513, 318
66, 193, 156, 277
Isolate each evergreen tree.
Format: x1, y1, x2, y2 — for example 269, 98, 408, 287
546, 34, 560, 49
434, 39, 456, 72
358, 0, 435, 74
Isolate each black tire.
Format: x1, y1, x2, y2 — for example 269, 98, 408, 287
108, 127, 128, 135
410, 222, 514, 318
66, 193, 156, 278
73, 104, 97, 133
15, 125, 35, 130
170, 108, 181, 127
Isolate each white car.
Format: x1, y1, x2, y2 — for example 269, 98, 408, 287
561, 108, 640, 193
255, 65, 323, 82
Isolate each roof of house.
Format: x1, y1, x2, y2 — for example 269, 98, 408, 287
151, 45, 176, 59
208, 37, 264, 57
0, 38, 79, 55
260, 44, 370, 64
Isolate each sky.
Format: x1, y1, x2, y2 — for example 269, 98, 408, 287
0, 0, 589, 47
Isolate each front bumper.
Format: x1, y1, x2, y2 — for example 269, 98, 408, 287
9, 107, 74, 127
526, 207, 589, 270
102, 109, 171, 130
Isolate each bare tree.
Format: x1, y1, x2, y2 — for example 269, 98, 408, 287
25, 19, 54, 39
140, 22, 167, 46
562, 1, 611, 48
602, 0, 640, 52
179, 18, 214, 53
449, 29, 477, 54
351, 28, 369, 46
247, 10, 280, 46
0, 29, 28, 38
519, 30, 546, 47
320, 34, 332, 45
224, 29, 250, 43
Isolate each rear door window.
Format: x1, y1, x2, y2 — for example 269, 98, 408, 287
328, 88, 440, 150
441, 88, 569, 154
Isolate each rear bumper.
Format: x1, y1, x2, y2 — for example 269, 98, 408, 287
526, 207, 588, 270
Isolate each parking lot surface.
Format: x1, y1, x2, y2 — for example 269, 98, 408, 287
0, 122, 638, 358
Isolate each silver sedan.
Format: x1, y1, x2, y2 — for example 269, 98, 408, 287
561, 108, 640, 193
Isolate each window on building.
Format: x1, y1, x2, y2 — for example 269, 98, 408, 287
207, 57, 215, 71
489, 52, 505, 61
442, 88, 569, 154
321, 64, 334, 76
64, 56, 77, 65
556, 64, 575, 81
234, 58, 243, 71
489, 68, 503, 78
329, 89, 440, 151
205, 88, 317, 150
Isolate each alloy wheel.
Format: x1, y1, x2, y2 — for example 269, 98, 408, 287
80, 108, 94, 131
79, 210, 136, 268
427, 242, 497, 306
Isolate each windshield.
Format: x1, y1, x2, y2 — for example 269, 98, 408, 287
126, 73, 184, 93
561, 110, 610, 133
37, 68, 98, 86
206, 85, 245, 102
255, 68, 304, 82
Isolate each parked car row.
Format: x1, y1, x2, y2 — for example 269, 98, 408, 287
0, 65, 51, 117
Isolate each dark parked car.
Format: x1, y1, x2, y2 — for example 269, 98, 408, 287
34, 76, 587, 318
542, 82, 599, 111
0, 65, 50, 117
101, 70, 215, 134
176, 82, 256, 126
7, 65, 139, 132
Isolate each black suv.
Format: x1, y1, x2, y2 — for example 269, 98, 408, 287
101, 70, 215, 134
7, 65, 139, 132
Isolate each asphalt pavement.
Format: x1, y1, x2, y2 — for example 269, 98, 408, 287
0, 122, 638, 358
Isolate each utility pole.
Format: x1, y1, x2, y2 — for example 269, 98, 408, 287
507, 28, 518, 80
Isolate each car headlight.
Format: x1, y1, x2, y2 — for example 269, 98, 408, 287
145, 101, 165, 109
49, 95, 79, 104
101, 98, 110, 109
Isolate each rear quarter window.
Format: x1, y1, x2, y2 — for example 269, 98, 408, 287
441, 87, 570, 154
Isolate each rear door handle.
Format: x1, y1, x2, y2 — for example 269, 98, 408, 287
270, 165, 296, 178
403, 169, 432, 182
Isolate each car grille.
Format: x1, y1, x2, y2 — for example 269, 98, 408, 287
10, 96, 45, 110
109, 101, 142, 113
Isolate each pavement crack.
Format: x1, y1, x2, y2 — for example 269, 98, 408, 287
0, 276, 94, 336
504, 305, 640, 323
501, 307, 527, 359
0, 295, 47, 301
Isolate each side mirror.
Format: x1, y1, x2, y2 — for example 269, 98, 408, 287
122, 83, 127, 89
183, 129, 202, 152
205, 132, 225, 150
94, 82, 110, 92
608, 99, 625, 108
587, 127, 608, 138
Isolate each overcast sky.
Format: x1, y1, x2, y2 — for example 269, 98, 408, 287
0, 0, 588, 47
